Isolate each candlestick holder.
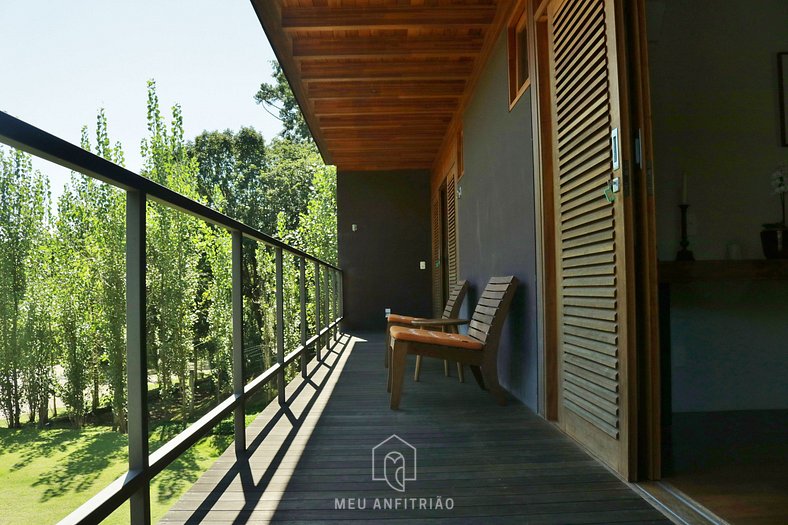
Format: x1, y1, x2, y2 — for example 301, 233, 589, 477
676, 204, 695, 261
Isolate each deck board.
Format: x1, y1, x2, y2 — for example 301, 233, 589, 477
162, 333, 670, 524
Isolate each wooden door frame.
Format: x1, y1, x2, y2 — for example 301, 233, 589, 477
530, 0, 558, 422
529, 0, 661, 481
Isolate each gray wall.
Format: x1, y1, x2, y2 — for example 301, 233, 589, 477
337, 170, 432, 331
649, 0, 788, 259
670, 282, 788, 411
459, 33, 539, 410
648, 0, 788, 411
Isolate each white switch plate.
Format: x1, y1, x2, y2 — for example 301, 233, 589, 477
419, 261, 426, 270
384, 308, 391, 317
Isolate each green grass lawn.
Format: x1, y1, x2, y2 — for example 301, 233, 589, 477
0, 423, 234, 525
0, 378, 281, 524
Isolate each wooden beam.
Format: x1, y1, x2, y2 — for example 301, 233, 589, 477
327, 143, 443, 155
281, 6, 497, 31
322, 127, 450, 141
314, 98, 458, 116
307, 80, 466, 100
300, 58, 475, 82
318, 114, 453, 129
338, 160, 434, 169
292, 35, 485, 59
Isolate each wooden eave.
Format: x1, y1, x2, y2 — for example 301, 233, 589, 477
251, 0, 513, 172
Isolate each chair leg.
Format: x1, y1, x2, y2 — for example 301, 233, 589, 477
387, 351, 393, 393
384, 329, 390, 368
414, 355, 422, 381
470, 365, 485, 390
457, 363, 464, 383
482, 365, 507, 406
390, 342, 408, 410
443, 360, 450, 377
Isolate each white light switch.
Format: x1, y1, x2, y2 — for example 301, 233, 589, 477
384, 308, 391, 317
352, 224, 358, 232
419, 261, 426, 270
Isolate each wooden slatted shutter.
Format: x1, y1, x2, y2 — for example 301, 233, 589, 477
446, 167, 459, 286
431, 193, 443, 317
548, 0, 634, 478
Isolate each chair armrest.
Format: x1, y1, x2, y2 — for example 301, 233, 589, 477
410, 318, 469, 327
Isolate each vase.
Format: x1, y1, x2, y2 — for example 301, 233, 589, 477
760, 228, 788, 259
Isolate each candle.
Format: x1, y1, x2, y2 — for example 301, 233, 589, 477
681, 172, 688, 205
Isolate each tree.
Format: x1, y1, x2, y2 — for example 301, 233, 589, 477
191, 127, 268, 229
254, 61, 312, 143
80, 110, 127, 432
21, 185, 55, 428
0, 149, 50, 428
296, 157, 337, 266
142, 80, 201, 420
53, 176, 94, 428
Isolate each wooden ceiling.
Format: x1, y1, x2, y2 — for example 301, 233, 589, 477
252, 0, 506, 172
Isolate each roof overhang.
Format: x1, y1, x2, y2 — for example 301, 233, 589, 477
251, 0, 512, 172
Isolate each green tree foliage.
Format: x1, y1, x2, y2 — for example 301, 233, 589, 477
83, 111, 127, 432
191, 127, 268, 228
54, 177, 94, 428
49, 111, 127, 430
254, 61, 312, 143
296, 159, 337, 266
0, 68, 337, 432
142, 80, 203, 420
0, 150, 50, 428
21, 206, 55, 429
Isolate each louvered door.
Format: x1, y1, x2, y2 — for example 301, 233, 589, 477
446, 166, 459, 286
431, 193, 443, 317
548, 0, 634, 478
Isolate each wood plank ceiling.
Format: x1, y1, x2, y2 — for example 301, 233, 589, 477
251, 0, 502, 172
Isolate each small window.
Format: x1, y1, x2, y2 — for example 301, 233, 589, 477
508, 6, 530, 108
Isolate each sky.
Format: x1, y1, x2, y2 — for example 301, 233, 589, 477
1, 0, 283, 202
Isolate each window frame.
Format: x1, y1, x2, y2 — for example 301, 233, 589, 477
508, 4, 531, 110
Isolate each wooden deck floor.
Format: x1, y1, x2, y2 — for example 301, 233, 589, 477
162, 333, 671, 524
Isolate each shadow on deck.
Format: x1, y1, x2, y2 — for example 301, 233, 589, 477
162, 333, 670, 524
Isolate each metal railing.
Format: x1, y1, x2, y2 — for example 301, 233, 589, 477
0, 112, 343, 525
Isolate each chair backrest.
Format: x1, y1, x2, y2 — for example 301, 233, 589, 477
467, 276, 519, 350
441, 280, 469, 319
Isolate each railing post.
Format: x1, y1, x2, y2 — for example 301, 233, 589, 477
231, 231, 245, 456
275, 247, 285, 405
323, 265, 330, 350
328, 268, 337, 344
126, 190, 150, 525
314, 261, 321, 361
299, 256, 307, 379
339, 270, 343, 321
333, 269, 339, 342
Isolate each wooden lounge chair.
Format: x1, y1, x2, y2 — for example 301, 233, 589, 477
385, 280, 469, 382
387, 276, 518, 409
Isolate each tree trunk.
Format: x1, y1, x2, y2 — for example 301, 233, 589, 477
28, 398, 36, 426
11, 368, 21, 428
37, 402, 48, 428
92, 363, 99, 413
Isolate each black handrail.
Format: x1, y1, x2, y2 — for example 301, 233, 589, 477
0, 111, 344, 525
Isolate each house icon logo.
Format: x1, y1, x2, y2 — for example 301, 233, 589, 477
371, 434, 417, 492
